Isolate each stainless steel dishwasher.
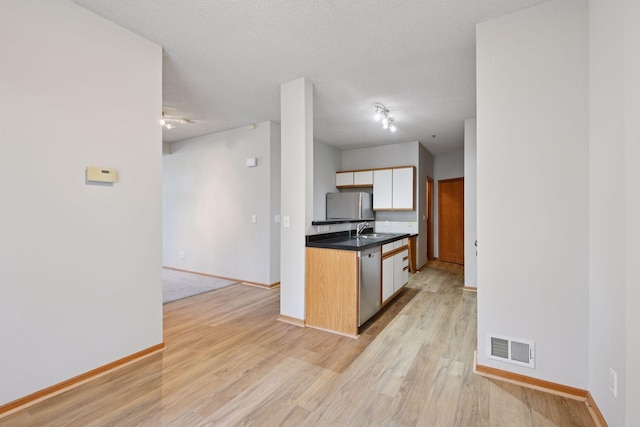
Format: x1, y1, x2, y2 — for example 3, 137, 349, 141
358, 246, 381, 326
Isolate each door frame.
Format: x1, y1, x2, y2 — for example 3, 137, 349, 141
437, 177, 464, 265
426, 176, 434, 261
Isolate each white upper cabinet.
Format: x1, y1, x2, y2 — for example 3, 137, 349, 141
373, 169, 393, 210
353, 170, 373, 186
336, 170, 373, 188
373, 166, 414, 211
335, 171, 354, 187
392, 167, 415, 210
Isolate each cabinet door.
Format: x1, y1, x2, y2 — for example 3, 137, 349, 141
373, 169, 393, 210
382, 256, 394, 302
393, 251, 404, 292
336, 172, 354, 187
392, 249, 409, 292
353, 170, 373, 186
401, 250, 409, 287
392, 167, 414, 209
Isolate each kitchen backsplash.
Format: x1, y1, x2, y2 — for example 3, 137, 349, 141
307, 221, 417, 236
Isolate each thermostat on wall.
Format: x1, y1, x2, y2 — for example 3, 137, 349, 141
246, 157, 257, 168
86, 166, 117, 183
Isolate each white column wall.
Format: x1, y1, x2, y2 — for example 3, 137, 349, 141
624, 2, 640, 423
476, 0, 589, 387
417, 144, 435, 269
589, 0, 640, 424
280, 78, 313, 321
588, 1, 626, 423
270, 123, 282, 285
0, 0, 162, 405
464, 119, 477, 287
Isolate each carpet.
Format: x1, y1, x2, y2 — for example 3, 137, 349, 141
163, 268, 238, 304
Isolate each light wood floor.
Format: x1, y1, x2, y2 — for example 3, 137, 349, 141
1, 261, 594, 426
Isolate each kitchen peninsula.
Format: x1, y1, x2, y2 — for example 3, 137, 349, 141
305, 230, 409, 337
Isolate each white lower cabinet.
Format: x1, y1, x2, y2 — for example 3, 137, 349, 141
382, 256, 394, 302
381, 241, 409, 305
394, 249, 409, 293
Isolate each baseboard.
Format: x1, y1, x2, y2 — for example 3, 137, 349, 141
277, 314, 305, 327
164, 266, 235, 281
164, 266, 277, 289
305, 324, 358, 339
0, 343, 165, 418
586, 391, 608, 427
474, 361, 587, 401
242, 281, 280, 289
463, 286, 477, 292
473, 352, 607, 427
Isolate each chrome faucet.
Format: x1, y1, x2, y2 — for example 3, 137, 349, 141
356, 222, 370, 237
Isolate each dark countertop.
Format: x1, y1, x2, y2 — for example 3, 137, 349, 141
306, 230, 409, 251
311, 219, 373, 225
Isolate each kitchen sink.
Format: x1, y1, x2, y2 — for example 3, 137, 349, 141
358, 233, 394, 239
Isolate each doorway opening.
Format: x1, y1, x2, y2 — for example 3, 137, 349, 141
437, 177, 464, 265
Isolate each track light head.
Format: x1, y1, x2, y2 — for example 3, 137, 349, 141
372, 103, 396, 133
161, 111, 193, 130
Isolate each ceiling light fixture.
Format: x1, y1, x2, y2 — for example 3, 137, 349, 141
161, 112, 193, 130
373, 103, 396, 133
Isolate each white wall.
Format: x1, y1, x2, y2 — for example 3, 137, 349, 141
624, 1, 640, 422
342, 141, 421, 226
163, 122, 280, 286
280, 78, 313, 321
476, 0, 589, 388
341, 141, 433, 266
270, 124, 282, 284
589, 0, 640, 424
464, 119, 477, 287
342, 141, 419, 171
313, 140, 342, 221
0, 0, 162, 405
417, 144, 435, 269
433, 149, 464, 258
624, 2, 640, 423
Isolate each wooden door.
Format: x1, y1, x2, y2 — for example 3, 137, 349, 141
438, 178, 464, 264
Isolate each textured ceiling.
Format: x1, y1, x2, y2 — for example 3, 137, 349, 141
71, 0, 547, 154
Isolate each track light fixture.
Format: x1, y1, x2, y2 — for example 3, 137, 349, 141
161, 112, 193, 130
373, 103, 396, 133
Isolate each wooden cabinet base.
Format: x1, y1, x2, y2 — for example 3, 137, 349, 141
305, 248, 359, 337
305, 324, 359, 339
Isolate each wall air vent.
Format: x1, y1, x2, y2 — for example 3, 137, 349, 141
486, 335, 535, 368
